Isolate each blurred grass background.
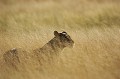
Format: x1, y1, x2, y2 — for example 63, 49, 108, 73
0, 0, 120, 79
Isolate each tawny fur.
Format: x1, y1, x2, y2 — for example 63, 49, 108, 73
3, 31, 74, 69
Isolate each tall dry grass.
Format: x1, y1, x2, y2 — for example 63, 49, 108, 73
0, 0, 120, 79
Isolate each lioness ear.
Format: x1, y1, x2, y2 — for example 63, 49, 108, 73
54, 31, 59, 37
62, 31, 67, 35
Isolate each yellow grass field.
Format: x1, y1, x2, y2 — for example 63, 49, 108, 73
0, 0, 120, 79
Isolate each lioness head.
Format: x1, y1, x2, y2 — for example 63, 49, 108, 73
54, 31, 74, 48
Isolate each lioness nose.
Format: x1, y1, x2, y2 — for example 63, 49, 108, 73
71, 40, 74, 44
